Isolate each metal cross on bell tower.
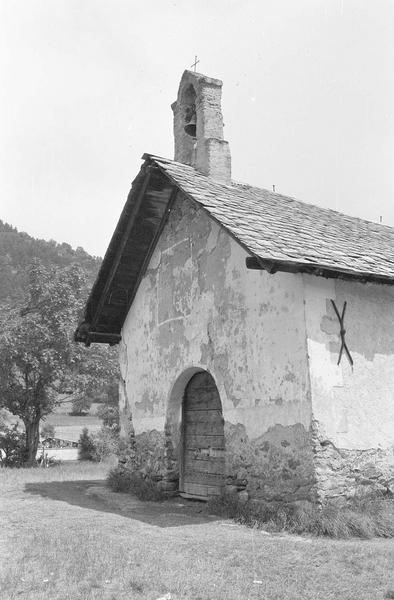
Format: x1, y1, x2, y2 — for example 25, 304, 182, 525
190, 55, 200, 72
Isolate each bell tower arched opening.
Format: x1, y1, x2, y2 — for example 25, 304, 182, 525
171, 82, 197, 166
171, 70, 231, 183
182, 84, 197, 138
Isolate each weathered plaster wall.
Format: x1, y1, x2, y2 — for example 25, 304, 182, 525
304, 275, 394, 499
119, 192, 314, 500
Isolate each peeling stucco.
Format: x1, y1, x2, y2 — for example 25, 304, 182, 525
304, 275, 394, 498
118, 192, 393, 501
303, 275, 394, 450
119, 192, 314, 499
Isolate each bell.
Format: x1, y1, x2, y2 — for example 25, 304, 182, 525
184, 114, 196, 137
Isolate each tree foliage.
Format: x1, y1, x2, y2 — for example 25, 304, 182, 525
0, 423, 26, 467
93, 426, 120, 461
0, 219, 100, 305
40, 422, 55, 440
96, 404, 119, 430
78, 427, 97, 461
69, 395, 93, 416
0, 260, 118, 464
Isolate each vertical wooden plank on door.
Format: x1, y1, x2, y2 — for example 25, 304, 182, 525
180, 372, 225, 499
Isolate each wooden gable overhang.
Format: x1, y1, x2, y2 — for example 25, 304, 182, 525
76, 154, 394, 347
74, 158, 178, 346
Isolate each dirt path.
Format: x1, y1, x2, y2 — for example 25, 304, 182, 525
24, 478, 221, 526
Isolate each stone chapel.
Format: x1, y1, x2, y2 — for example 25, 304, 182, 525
75, 70, 394, 502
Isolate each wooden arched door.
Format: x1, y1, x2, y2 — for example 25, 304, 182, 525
180, 371, 225, 499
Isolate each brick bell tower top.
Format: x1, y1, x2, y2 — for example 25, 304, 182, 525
171, 70, 232, 184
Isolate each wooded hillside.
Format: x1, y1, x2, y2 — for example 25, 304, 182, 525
0, 220, 120, 463
0, 219, 101, 305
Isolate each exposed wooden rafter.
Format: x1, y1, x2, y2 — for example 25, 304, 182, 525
124, 186, 179, 316
74, 163, 178, 345
75, 153, 394, 347
90, 168, 153, 329
245, 256, 394, 285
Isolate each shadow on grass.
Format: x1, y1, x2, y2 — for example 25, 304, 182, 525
24, 479, 219, 528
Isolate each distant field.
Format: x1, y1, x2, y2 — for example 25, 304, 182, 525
50, 402, 102, 415
45, 414, 100, 426
3, 402, 102, 443
44, 412, 101, 443
44, 402, 101, 442
1, 462, 394, 600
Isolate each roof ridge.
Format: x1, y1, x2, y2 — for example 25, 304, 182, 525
147, 153, 394, 281
146, 153, 393, 234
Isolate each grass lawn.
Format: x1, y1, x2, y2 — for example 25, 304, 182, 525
1, 462, 394, 600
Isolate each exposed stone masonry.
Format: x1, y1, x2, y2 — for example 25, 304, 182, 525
311, 419, 394, 502
119, 416, 394, 503
119, 419, 318, 502
224, 422, 316, 502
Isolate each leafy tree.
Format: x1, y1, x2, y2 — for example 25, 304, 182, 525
40, 422, 55, 439
104, 380, 119, 407
70, 367, 119, 415
78, 427, 97, 461
96, 404, 119, 431
0, 408, 12, 430
0, 219, 100, 304
93, 426, 119, 461
0, 424, 26, 467
0, 260, 118, 464
69, 394, 93, 416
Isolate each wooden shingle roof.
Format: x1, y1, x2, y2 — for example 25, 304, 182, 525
75, 154, 394, 345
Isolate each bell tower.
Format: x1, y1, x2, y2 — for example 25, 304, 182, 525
171, 70, 231, 184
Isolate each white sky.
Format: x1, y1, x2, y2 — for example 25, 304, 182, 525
0, 0, 393, 257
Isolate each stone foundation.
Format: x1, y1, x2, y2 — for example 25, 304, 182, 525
118, 419, 394, 503
311, 420, 394, 502
119, 422, 317, 501
224, 422, 316, 502
119, 426, 179, 492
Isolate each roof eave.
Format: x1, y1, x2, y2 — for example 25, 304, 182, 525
246, 255, 394, 285
75, 154, 394, 347
74, 158, 178, 345
74, 326, 122, 347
